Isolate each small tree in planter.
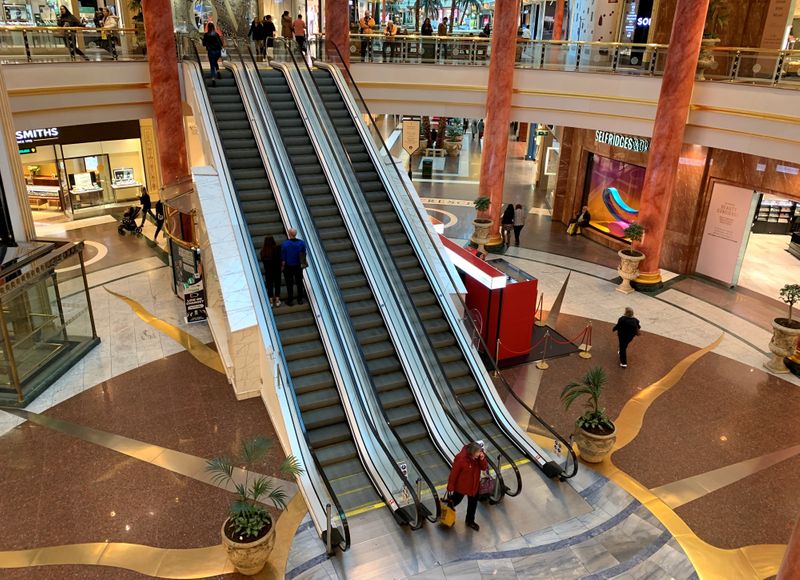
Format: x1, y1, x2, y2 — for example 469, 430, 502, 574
766, 284, 800, 374
561, 367, 616, 463
617, 223, 645, 294
470, 196, 493, 251
207, 436, 304, 575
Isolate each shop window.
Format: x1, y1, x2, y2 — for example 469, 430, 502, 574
583, 153, 645, 240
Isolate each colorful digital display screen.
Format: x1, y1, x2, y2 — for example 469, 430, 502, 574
584, 154, 645, 239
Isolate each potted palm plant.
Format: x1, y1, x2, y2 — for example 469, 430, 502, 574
444, 124, 463, 157
765, 284, 800, 374
617, 222, 645, 294
561, 367, 616, 463
470, 195, 492, 252
207, 436, 303, 576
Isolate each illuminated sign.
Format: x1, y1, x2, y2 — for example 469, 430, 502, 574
595, 131, 650, 153
636, 17, 651, 26
15, 127, 59, 144
18, 147, 37, 154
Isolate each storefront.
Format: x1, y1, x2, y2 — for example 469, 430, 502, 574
18, 120, 151, 220
554, 127, 800, 298
0, 0, 122, 26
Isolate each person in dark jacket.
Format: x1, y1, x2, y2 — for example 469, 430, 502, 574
202, 22, 224, 85
447, 442, 488, 531
501, 203, 515, 247
139, 187, 153, 228
57, 6, 87, 60
281, 11, 293, 40
281, 228, 307, 306
263, 15, 277, 59
437, 17, 449, 61
613, 307, 641, 368
248, 18, 265, 59
260, 235, 282, 307
569, 205, 591, 236
153, 200, 165, 242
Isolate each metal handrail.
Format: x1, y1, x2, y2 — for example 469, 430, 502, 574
321, 39, 578, 479
298, 47, 521, 499
268, 39, 440, 527
184, 38, 351, 550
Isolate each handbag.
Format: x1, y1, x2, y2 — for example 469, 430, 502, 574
439, 494, 456, 527
566, 222, 576, 235
478, 472, 495, 497
220, 48, 228, 59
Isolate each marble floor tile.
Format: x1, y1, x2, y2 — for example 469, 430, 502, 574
569, 538, 620, 574
410, 565, 447, 580
477, 557, 517, 580
442, 560, 482, 580
512, 549, 588, 579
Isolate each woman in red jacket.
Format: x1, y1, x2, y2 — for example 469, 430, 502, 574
447, 441, 488, 531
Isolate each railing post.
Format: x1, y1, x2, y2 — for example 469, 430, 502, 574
111, 33, 119, 60
611, 44, 620, 73
730, 50, 741, 81
575, 43, 581, 71
773, 50, 786, 85
0, 302, 23, 402
648, 47, 658, 75
325, 503, 333, 555
538, 41, 546, 69
22, 29, 31, 62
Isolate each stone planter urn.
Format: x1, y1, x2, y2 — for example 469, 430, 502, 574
444, 140, 462, 157
419, 138, 428, 151
574, 427, 617, 463
617, 250, 645, 294
221, 519, 276, 576
697, 37, 720, 80
470, 218, 492, 251
764, 319, 800, 374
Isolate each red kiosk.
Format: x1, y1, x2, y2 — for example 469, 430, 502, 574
440, 236, 538, 363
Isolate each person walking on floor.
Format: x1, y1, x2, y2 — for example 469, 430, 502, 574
437, 17, 449, 61
359, 11, 376, 61
281, 228, 307, 306
202, 23, 224, 85
613, 307, 641, 368
281, 10, 293, 45
568, 205, 591, 236
57, 6, 87, 60
248, 17, 265, 59
139, 187, 154, 228
446, 441, 488, 531
261, 235, 283, 307
513, 203, 526, 246
501, 203, 515, 247
263, 15, 276, 60
293, 14, 306, 54
153, 200, 165, 242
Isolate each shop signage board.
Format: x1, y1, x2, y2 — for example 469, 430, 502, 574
595, 131, 650, 153
402, 119, 421, 155
170, 241, 207, 322
695, 183, 758, 286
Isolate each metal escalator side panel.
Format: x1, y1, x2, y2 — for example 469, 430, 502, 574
253, 61, 434, 525
314, 62, 559, 475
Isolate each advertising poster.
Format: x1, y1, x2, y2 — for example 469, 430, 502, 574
584, 154, 645, 239
695, 183, 757, 286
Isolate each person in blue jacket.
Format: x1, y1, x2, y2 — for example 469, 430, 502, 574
281, 228, 307, 306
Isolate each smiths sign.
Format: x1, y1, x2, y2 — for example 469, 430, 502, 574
16, 127, 59, 144
595, 131, 650, 153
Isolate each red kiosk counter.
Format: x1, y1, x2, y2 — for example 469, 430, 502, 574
440, 237, 538, 363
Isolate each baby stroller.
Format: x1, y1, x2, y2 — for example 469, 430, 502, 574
118, 206, 143, 236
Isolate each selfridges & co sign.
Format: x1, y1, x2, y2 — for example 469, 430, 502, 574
595, 130, 650, 153
16, 127, 59, 144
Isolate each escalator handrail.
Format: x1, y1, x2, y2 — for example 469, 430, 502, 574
239, 39, 439, 527
319, 41, 578, 479
293, 52, 523, 499
183, 38, 350, 550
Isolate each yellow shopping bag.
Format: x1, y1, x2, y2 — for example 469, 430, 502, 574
439, 498, 456, 528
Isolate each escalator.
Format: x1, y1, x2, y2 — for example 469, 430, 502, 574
309, 67, 528, 467
256, 67, 452, 489
202, 69, 380, 514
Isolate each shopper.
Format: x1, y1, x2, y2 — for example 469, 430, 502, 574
100, 7, 118, 54
437, 17, 449, 61
139, 187, 153, 228
359, 11, 376, 62
568, 205, 591, 236
613, 307, 641, 368
501, 203, 515, 247
281, 228, 307, 306
293, 14, 306, 54
153, 200, 165, 242
202, 22, 224, 85
248, 18, 265, 59
57, 6, 87, 60
263, 15, 276, 60
281, 11, 293, 41
260, 235, 283, 307
513, 203, 526, 246
383, 20, 397, 62
446, 441, 488, 531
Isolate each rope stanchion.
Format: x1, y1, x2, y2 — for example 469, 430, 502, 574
548, 325, 590, 346
534, 293, 546, 327
536, 330, 551, 370
496, 332, 548, 360
579, 322, 593, 359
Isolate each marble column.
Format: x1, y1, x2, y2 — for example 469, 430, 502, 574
633, 0, 709, 287
142, 0, 189, 188
552, 0, 564, 40
325, 0, 350, 66
477, 0, 520, 248
779, 514, 800, 579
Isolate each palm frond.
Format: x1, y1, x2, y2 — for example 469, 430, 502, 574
240, 436, 272, 465
206, 457, 235, 487
250, 476, 273, 503
280, 455, 304, 477
233, 481, 248, 502
268, 487, 289, 511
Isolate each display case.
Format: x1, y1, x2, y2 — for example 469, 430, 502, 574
753, 196, 797, 235
111, 167, 143, 201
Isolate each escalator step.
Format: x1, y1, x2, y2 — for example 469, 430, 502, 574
293, 370, 336, 394
386, 405, 422, 427
287, 355, 330, 376
302, 402, 347, 429
284, 341, 325, 362
394, 421, 429, 444
311, 427, 355, 456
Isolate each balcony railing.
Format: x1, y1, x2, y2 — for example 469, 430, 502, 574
0, 25, 145, 63
312, 34, 800, 89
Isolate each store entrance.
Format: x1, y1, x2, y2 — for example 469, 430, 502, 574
738, 193, 800, 298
